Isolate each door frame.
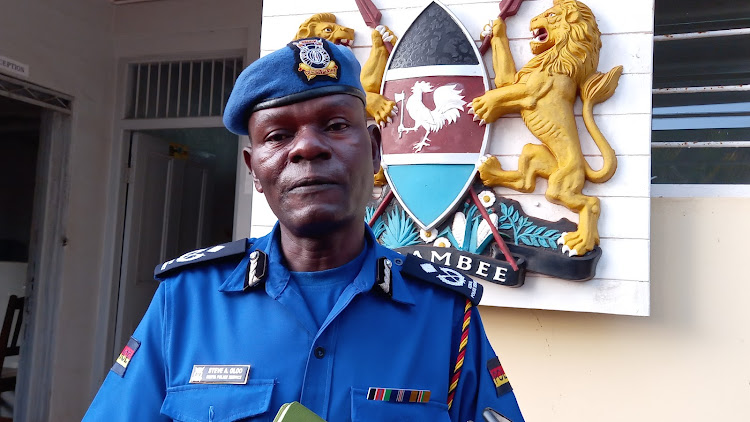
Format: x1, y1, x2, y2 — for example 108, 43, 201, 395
11, 109, 72, 422
0, 74, 73, 422
90, 51, 251, 395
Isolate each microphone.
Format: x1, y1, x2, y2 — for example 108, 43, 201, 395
273, 402, 327, 422
483, 407, 512, 422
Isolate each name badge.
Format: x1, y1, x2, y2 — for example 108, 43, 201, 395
189, 365, 251, 385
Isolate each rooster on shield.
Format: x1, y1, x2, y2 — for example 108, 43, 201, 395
397, 81, 467, 152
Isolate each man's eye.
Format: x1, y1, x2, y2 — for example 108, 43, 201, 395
265, 133, 291, 143
326, 122, 349, 131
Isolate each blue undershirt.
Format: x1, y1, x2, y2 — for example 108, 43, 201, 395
289, 243, 369, 330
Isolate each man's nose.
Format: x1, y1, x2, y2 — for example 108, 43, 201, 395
288, 127, 332, 163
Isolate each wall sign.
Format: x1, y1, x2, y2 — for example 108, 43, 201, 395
0, 55, 29, 78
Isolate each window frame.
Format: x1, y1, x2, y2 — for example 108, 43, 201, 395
651, 25, 750, 194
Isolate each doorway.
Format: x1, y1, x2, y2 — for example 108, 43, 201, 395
114, 127, 238, 350
0, 95, 42, 418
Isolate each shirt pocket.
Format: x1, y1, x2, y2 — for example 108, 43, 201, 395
350, 388, 451, 422
161, 380, 275, 422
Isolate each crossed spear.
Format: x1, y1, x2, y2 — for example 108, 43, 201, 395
355, 0, 525, 56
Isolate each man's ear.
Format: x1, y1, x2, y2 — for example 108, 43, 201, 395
367, 124, 382, 174
242, 146, 263, 193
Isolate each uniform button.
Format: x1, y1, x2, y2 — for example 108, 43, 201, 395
314, 347, 325, 359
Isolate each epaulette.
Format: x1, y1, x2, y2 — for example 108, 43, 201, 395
154, 239, 248, 279
400, 254, 483, 305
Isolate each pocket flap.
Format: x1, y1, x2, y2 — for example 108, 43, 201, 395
161, 380, 274, 422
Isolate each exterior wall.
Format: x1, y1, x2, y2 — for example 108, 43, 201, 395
4, 0, 746, 420
2, 0, 262, 420
483, 197, 750, 421
111, 0, 262, 240
0, 1, 114, 420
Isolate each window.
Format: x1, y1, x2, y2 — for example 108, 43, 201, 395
651, 0, 750, 185
126, 57, 243, 119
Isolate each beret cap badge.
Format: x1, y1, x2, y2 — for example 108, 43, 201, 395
290, 38, 340, 83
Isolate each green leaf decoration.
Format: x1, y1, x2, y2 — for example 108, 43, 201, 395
517, 223, 560, 248
381, 208, 420, 248
496, 201, 560, 249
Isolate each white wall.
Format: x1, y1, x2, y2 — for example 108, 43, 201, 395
0, 262, 26, 305
483, 197, 750, 421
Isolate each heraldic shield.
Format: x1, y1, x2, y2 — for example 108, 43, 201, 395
380, 1, 490, 230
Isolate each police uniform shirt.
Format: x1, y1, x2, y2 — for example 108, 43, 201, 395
83, 224, 525, 422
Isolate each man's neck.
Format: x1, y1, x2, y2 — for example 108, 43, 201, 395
278, 223, 366, 272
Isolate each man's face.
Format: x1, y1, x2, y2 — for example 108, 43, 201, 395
245, 94, 381, 238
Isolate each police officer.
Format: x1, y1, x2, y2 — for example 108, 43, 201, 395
84, 38, 525, 422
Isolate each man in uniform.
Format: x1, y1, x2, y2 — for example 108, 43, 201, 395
84, 38, 525, 422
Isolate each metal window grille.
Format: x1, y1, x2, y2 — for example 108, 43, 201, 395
126, 57, 243, 119
651, 3, 750, 185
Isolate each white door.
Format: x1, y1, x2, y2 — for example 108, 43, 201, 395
114, 132, 214, 350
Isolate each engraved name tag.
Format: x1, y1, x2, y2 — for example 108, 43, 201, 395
189, 365, 251, 385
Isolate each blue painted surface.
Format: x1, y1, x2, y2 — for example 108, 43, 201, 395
388, 164, 475, 227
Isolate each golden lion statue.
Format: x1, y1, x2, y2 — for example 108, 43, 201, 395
471, 0, 622, 256
294, 13, 398, 129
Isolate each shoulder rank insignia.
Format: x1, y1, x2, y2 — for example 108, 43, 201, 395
244, 250, 268, 289
154, 239, 248, 279
400, 254, 482, 305
375, 257, 394, 297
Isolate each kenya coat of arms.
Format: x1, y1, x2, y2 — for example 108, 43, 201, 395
325, 0, 622, 288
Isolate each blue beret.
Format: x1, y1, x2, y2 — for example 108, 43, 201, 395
223, 38, 367, 135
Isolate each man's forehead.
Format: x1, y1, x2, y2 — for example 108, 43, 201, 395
248, 94, 365, 128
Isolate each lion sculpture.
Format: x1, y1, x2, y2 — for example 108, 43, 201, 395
470, 0, 622, 256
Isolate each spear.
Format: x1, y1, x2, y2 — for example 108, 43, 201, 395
479, 0, 525, 55
355, 0, 393, 53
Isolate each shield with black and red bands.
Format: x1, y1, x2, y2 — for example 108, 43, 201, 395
380, 1, 490, 230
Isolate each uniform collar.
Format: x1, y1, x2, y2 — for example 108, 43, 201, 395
218, 223, 415, 306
